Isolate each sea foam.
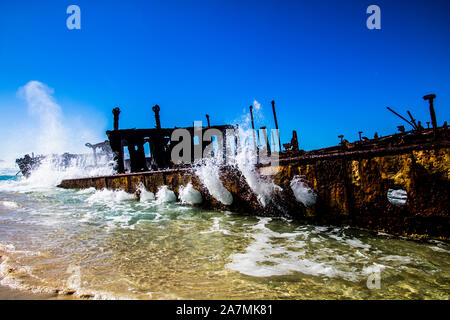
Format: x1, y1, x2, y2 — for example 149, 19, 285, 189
179, 183, 202, 205
195, 160, 232, 205
155, 186, 177, 204
137, 184, 155, 202
87, 189, 135, 204
290, 175, 317, 207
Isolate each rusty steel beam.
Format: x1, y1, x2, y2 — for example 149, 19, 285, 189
423, 94, 438, 137
113, 107, 120, 131
260, 126, 271, 156
152, 104, 161, 129
386, 107, 415, 129
278, 141, 450, 164
249, 105, 258, 153
407, 110, 418, 130
271, 100, 282, 151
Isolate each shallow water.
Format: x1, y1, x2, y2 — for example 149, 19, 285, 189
0, 171, 449, 300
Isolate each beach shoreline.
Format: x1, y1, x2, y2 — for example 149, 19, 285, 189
0, 284, 76, 300
0, 284, 56, 300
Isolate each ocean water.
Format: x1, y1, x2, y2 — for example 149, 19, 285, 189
0, 165, 449, 300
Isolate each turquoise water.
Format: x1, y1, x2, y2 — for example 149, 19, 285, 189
0, 175, 17, 181
0, 167, 449, 299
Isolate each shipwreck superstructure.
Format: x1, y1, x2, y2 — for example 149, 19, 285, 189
16, 140, 113, 177
107, 105, 235, 173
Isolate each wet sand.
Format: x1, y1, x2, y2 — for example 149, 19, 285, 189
0, 285, 72, 300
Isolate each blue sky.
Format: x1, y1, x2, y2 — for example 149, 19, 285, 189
0, 0, 449, 161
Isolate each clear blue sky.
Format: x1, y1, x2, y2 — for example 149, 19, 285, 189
0, 0, 449, 160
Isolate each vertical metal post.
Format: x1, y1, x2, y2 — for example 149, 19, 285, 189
292, 130, 299, 151
152, 105, 161, 129
423, 94, 437, 137
222, 130, 227, 163
260, 126, 271, 156
111, 107, 124, 173
271, 100, 282, 151
113, 107, 120, 131
271, 130, 276, 152
249, 105, 258, 152
234, 124, 239, 156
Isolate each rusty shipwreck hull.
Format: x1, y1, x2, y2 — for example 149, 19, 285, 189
58, 140, 450, 240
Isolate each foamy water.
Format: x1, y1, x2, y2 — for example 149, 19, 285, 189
0, 155, 114, 193
195, 160, 233, 205
235, 146, 281, 207
137, 184, 155, 202
0, 164, 449, 300
290, 175, 318, 207
155, 186, 177, 204
179, 183, 203, 205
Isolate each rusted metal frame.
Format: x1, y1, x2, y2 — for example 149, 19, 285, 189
277, 141, 449, 164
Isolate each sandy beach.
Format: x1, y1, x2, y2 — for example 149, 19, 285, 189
0, 285, 60, 300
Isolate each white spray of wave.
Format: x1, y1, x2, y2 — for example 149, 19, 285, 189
194, 100, 282, 207
235, 142, 280, 206
13, 81, 104, 157
233, 113, 282, 207
0, 155, 114, 193
76, 187, 96, 195
18, 81, 67, 155
155, 186, 177, 204
290, 175, 317, 207
0, 81, 109, 192
195, 160, 233, 205
137, 184, 155, 202
193, 99, 285, 207
179, 183, 202, 205
86, 189, 135, 204
253, 99, 261, 111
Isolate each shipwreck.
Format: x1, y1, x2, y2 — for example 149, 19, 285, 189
18, 94, 449, 240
